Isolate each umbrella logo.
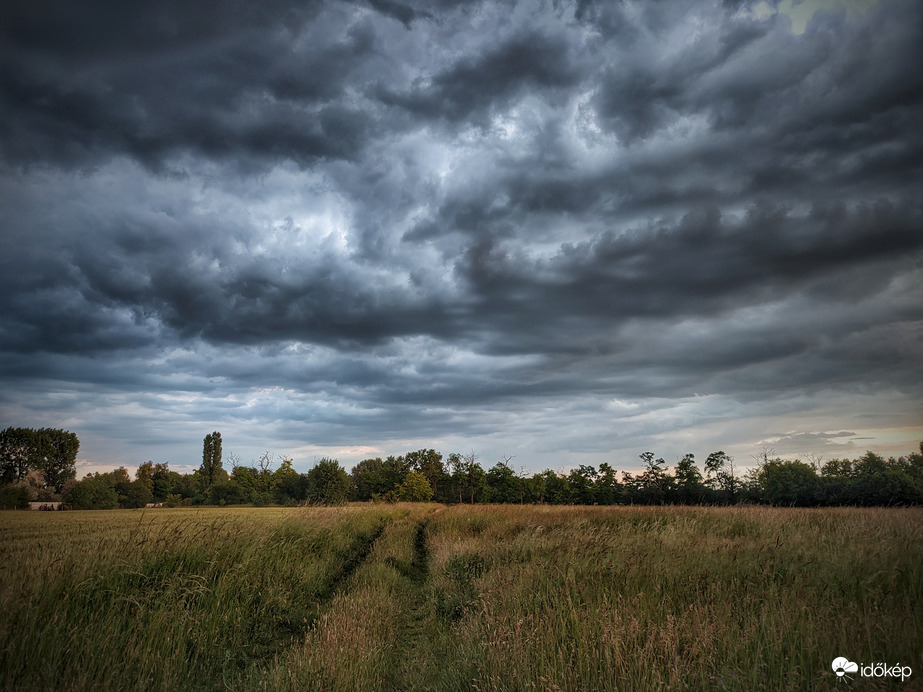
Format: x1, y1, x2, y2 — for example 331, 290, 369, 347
832, 657, 859, 681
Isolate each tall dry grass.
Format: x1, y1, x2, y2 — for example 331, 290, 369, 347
2, 504, 920, 691
422, 505, 923, 691
259, 503, 441, 691
0, 506, 395, 690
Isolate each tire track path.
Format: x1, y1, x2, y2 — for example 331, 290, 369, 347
310, 517, 389, 614
384, 512, 443, 691
239, 514, 391, 678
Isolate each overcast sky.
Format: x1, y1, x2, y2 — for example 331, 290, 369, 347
1, 0, 921, 478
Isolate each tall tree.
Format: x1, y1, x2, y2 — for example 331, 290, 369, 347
446, 453, 466, 504
444, 451, 486, 504
200, 432, 223, 492
65, 472, 118, 510
396, 471, 434, 502
305, 458, 352, 505
638, 452, 670, 504
568, 465, 598, 505
0, 427, 35, 485
151, 462, 172, 502
595, 463, 621, 505
0, 427, 78, 493
759, 460, 820, 506
674, 453, 704, 504
486, 460, 520, 504
705, 451, 737, 503
405, 449, 444, 499
135, 461, 155, 494
350, 457, 388, 501
35, 428, 80, 493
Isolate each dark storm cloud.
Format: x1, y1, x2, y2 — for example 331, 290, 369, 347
0, 0, 378, 170
376, 29, 582, 125
1, 0, 921, 469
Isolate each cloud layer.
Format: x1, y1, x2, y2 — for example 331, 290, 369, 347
2, 0, 921, 472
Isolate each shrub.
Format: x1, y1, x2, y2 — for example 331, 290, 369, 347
396, 471, 434, 502
0, 483, 30, 510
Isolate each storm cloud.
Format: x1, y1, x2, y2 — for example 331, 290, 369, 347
1, 0, 921, 473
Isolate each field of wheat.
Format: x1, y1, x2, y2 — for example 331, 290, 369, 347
1, 504, 920, 691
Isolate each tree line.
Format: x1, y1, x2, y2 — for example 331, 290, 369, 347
2, 427, 922, 509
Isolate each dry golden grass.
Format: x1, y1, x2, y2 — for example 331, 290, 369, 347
423, 505, 923, 691
2, 504, 920, 690
0, 505, 398, 690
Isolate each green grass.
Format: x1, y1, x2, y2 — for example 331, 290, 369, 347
1, 505, 921, 690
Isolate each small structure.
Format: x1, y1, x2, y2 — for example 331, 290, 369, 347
28, 502, 62, 511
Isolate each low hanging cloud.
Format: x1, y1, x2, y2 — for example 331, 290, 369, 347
1, 0, 921, 472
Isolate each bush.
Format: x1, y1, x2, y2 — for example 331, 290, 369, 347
396, 471, 434, 502
0, 484, 30, 510
66, 475, 118, 510
209, 481, 245, 506
759, 460, 821, 506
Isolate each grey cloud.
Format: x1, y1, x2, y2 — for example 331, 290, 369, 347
376, 29, 582, 125
365, 0, 431, 28
452, 200, 923, 333
1, 2, 377, 170
1, 0, 921, 471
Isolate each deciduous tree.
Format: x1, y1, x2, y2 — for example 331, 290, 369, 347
305, 458, 352, 505
396, 470, 434, 502
0, 427, 78, 493
200, 432, 223, 492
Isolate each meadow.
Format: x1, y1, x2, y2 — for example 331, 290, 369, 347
1, 504, 920, 690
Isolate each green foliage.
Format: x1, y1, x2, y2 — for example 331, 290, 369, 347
0, 427, 78, 493
200, 431, 223, 492
759, 460, 821, 506
404, 449, 444, 498
230, 464, 259, 499
306, 458, 353, 505
350, 457, 389, 501
65, 473, 119, 510
447, 452, 488, 504
26, 438, 923, 510
704, 451, 738, 503
674, 453, 705, 503
486, 461, 521, 503
541, 468, 570, 504
120, 479, 153, 508
594, 463, 622, 504
269, 457, 307, 505
0, 428, 32, 484
567, 465, 598, 505
396, 471, 434, 502
151, 462, 172, 501
209, 480, 246, 506
135, 460, 154, 494
0, 483, 30, 509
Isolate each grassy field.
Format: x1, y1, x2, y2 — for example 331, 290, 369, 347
1, 504, 921, 691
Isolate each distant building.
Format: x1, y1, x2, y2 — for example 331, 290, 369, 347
28, 502, 62, 511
